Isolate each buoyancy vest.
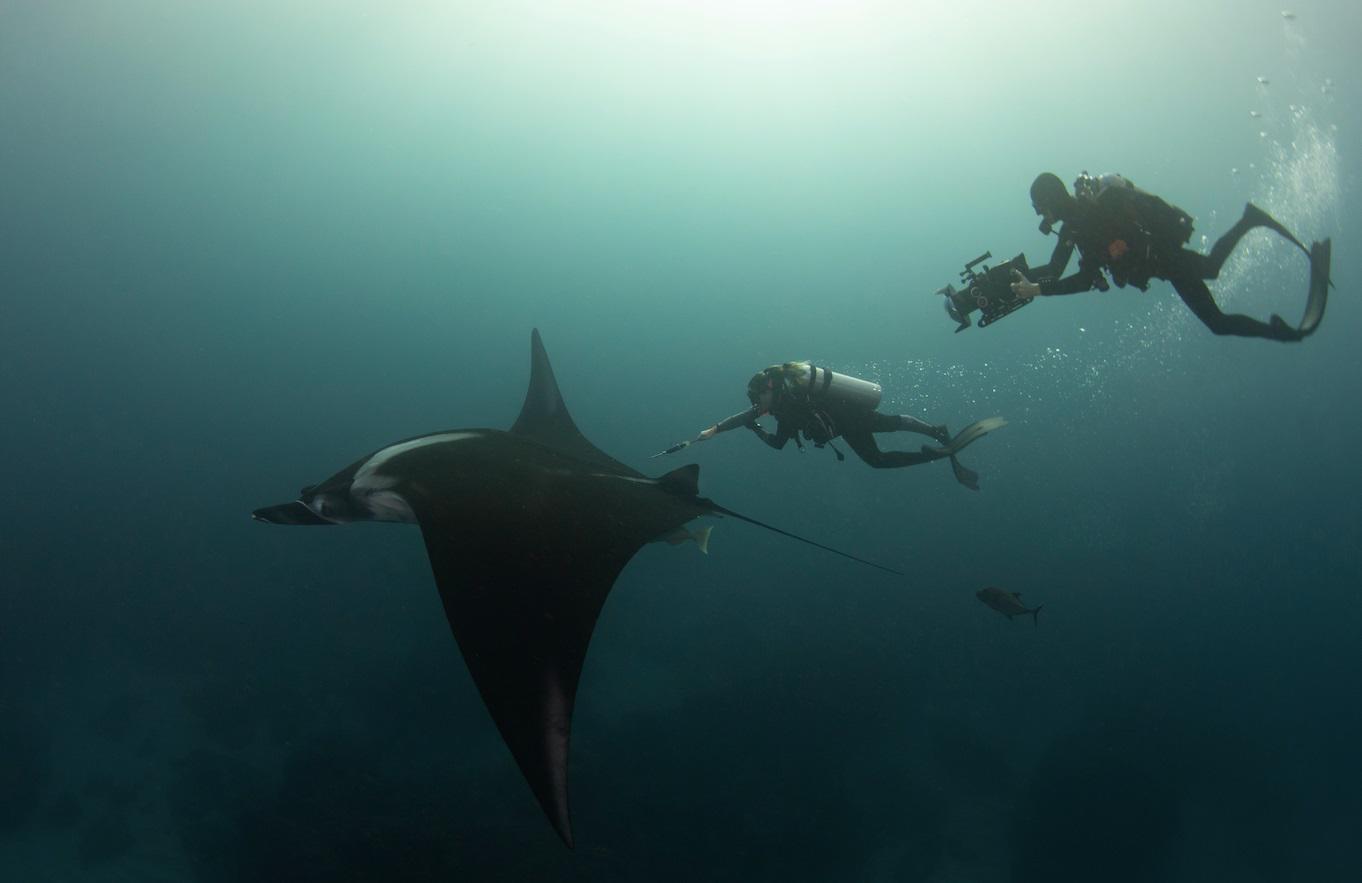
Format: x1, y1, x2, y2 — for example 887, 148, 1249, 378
764, 362, 883, 446
1073, 172, 1195, 289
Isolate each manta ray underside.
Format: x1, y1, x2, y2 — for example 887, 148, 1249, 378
253, 329, 900, 847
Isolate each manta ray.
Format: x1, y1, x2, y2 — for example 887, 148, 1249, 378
253, 329, 901, 847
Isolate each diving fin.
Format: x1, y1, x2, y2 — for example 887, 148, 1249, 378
1269, 314, 1302, 343
920, 416, 1007, 457
919, 416, 1005, 491
945, 416, 1008, 453
1298, 237, 1331, 337
920, 416, 1007, 455
949, 455, 980, 491
1243, 202, 1310, 256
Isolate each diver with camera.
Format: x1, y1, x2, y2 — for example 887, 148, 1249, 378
1008, 171, 1332, 342
655, 361, 1005, 490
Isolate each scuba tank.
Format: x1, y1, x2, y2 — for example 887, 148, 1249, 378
756, 362, 879, 461
787, 362, 882, 412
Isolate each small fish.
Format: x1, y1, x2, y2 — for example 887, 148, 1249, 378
662, 524, 713, 554
1257, 76, 1271, 85
975, 587, 1043, 626
1281, 10, 1296, 20
1249, 110, 1262, 118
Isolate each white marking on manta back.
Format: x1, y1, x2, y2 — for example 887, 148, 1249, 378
586, 472, 654, 485
353, 431, 480, 490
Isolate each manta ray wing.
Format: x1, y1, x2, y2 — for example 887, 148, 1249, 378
252, 329, 903, 848
408, 471, 687, 849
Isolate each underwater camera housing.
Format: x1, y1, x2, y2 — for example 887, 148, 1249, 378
934, 251, 1032, 332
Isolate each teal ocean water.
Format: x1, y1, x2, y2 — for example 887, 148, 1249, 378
2, 2, 1358, 879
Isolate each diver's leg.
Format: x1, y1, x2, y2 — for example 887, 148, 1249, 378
1171, 277, 1300, 341
1201, 211, 1255, 278
868, 411, 950, 444
841, 428, 939, 469
1203, 203, 1309, 278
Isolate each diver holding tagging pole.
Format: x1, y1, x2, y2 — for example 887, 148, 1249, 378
1011, 171, 1333, 341
656, 361, 1005, 491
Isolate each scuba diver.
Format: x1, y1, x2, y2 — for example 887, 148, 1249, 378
1010, 171, 1332, 342
656, 361, 1006, 490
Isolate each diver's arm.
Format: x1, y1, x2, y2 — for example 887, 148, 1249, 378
1012, 232, 1079, 299
698, 406, 761, 440
1025, 237, 1075, 283
752, 418, 793, 450
1015, 248, 1103, 298
1038, 254, 1103, 296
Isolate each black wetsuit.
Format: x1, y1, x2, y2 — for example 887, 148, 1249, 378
1029, 196, 1300, 341
713, 401, 948, 469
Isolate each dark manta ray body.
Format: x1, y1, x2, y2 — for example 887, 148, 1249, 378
253, 330, 900, 847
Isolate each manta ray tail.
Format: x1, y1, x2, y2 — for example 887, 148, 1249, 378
703, 502, 904, 576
